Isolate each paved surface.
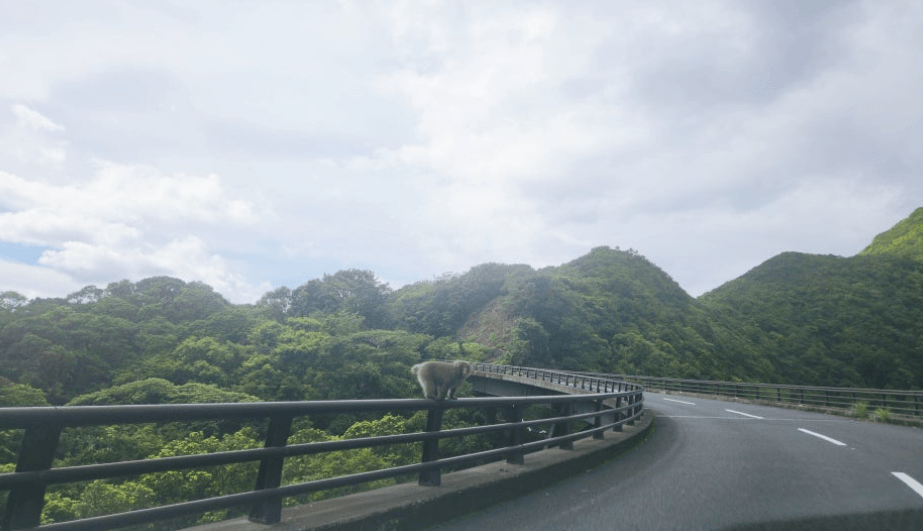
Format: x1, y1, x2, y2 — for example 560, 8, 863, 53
430, 393, 923, 530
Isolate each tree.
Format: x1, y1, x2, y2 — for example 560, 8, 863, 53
65, 286, 103, 305
256, 286, 292, 321
0, 291, 28, 312
290, 270, 390, 327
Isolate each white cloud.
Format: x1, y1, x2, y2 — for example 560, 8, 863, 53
0, 258, 82, 300
1, 104, 68, 169
0, 163, 266, 303
11, 104, 65, 132
0, 0, 921, 303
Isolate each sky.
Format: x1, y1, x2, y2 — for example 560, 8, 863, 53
1, 0, 921, 304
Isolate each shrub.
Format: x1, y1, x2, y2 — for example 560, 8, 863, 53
852, 401, 868, 419
873, 407, 891, 423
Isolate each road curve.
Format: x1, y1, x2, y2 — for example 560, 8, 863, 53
430, 393, 923, 530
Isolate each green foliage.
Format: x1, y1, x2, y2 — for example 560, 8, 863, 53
873, 407, 892, 423
700, 252, 923, 388
73, 480, 157, 520
424, 336, 490, 362
343, 414, 418, 467
852, 401, 868, 419
43, 428, 262, 526
0, 291, 28, 312
385, 263, 532, 337
287, 269, 390, 328
282, 426, 396, 504
66, 378, 258, 406
142, 429, 260, 506
859, 207, 923, 261
0, 378, 49, 407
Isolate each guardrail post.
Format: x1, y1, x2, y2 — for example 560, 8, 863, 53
613, 395, 623, 432
627, 394, 637, 426
2, 424, 62, 531
504, 405, 525, 465
249, 414, 293, 524
418, 406, 444, 486
593, 399, 604, 440
550, 404, 573, 450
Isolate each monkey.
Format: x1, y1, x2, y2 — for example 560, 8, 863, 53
411, 360, 473, 400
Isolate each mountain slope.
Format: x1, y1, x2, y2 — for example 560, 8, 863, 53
700, 251, 923, 388
448, 246, 767, 381
859, 207, 923, 261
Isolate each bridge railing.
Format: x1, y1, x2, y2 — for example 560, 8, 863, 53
474, 362, 642, 393
0, 364, 643, 531
616, 374, 921, 418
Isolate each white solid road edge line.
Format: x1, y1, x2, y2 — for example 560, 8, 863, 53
663, 398, 696, 405
798, 428, 847, 446
892, 472, 923, 500
725, 409, 764, 419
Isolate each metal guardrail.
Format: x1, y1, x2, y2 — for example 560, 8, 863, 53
617, 374, 922, 418
0, 364, 643, 531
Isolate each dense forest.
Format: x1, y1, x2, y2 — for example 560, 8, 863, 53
1, 207, 922, 525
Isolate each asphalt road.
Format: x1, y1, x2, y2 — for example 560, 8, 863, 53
430, 393, 923, 530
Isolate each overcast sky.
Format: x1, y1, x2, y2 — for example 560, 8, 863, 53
1, 0, 921, 304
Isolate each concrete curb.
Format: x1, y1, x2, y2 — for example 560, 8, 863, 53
196, 413, 653, 531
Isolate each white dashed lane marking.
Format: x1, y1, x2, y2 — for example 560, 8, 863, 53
725, 409, 764, 419
892, 472, 923, 500
798, 428, 847, 446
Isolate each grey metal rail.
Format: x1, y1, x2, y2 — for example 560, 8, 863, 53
615, 374, 921, 418
0, 363, 643, 531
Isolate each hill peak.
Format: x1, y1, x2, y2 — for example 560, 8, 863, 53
859, 207, 923, 260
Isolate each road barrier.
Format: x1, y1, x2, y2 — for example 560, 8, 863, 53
617, 374, 921, 419
0, 364, 643, 531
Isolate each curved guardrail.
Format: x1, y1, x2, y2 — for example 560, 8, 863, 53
0, 364, 643, 531
613, 374, 921, 419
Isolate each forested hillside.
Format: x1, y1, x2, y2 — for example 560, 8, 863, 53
3, 210, 923, 409
700, 252, 923, 388
697, 208, 923, 390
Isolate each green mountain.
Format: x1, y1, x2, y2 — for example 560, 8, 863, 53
699, 206, 923, 389
2, 208, 923, 408
415, 246, 769, 381
699, 252, 923, 388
